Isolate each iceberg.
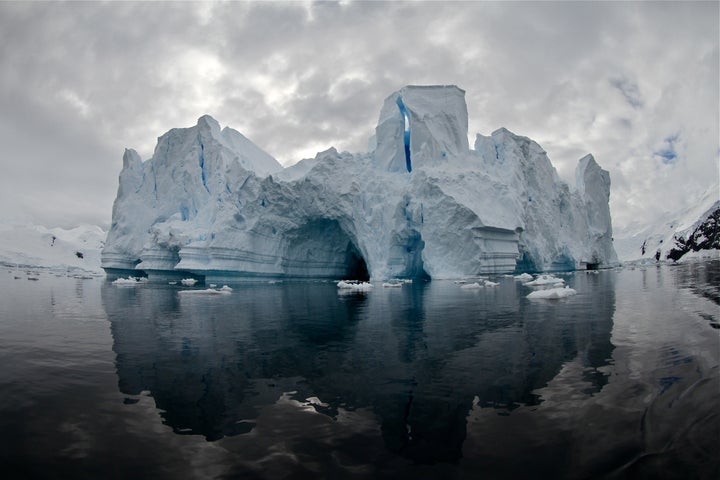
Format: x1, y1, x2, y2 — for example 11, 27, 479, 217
102, 85, 618, 282
527, 286, 578, 300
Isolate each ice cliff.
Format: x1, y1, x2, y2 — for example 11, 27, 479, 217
102, 85, 618, 281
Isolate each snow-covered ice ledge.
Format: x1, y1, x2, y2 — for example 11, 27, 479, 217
102, 85, 618, 282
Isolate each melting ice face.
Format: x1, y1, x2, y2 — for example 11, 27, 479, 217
396, 96, 412, 173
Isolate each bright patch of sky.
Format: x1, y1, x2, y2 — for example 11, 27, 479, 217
0, 1, 717, 231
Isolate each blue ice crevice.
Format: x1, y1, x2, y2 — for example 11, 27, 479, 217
396, 96, 412, 173
199, 142, 210, 193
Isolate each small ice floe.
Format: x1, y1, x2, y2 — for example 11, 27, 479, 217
209, 283, 217, 288
337, 280, 373, 291
382, 282, 403, 288
513, 273, 534, 282
460, 282, 483, 289
484, 280, 499, 287
527, 286, 577, 299
168, 281, 177, 285
180, 278, 198, 286
112, 276, 146, 286
179, 285, 233, 295
305, 396, 329, 407
524, 274, 565, 287
453, 280, 467, 284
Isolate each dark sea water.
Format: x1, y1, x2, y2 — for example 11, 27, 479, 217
1, 262, 718, 479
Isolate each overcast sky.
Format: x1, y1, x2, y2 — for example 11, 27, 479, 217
0, 1, 717, 232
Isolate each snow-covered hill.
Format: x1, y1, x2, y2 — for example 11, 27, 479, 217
614, 185, 719, 263
0, 223, 106, 275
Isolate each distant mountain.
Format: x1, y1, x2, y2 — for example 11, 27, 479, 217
0, 223, 106, 275
614, 186, 719, 263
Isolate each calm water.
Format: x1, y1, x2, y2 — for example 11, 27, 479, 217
0, 262, 718, 479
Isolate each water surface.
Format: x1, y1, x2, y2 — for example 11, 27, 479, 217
0, 262, 718, 479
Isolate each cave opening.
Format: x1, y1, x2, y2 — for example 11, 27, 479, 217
345, 244, 370, 281
282, 218, 370, 280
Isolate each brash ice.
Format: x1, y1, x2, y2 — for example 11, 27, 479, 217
102, 85, 618, 282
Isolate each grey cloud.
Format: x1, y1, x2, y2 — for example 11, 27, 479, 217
609, 77, 643, 108
0, 1, 716, 230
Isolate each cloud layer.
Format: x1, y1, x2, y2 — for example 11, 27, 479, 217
0, 1, 717, 230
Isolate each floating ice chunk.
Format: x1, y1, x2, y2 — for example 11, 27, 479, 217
527, 286, 577, 299
484, 280, 499, 287
305, 396, 329, 407
180, 278, 198, 286
209, 283, 217, 288
514, 273, 534, 282
178, 287, 232, 295
524, 274, 565, 287
337, 280, 373, 291
382, 282, 403, 288
460, 282, 483, 289
453, 280, 467, 284
112, 276, 146, 285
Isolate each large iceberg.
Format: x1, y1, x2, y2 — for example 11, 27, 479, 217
102, 85, 618, 282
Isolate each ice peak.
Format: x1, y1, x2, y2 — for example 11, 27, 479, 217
576, 154, 606, 196
197, 114, 220, 129
374, 85, 469, 172
122, 148, 141, 169
196, 114, 222, 142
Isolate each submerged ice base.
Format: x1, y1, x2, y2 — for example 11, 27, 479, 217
102, 85, 618, 281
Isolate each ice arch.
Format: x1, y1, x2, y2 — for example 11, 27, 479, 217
280, 219, 369, 280
396, 96, 412, 173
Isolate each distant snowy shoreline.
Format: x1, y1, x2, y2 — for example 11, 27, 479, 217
0, 223, 105, 276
